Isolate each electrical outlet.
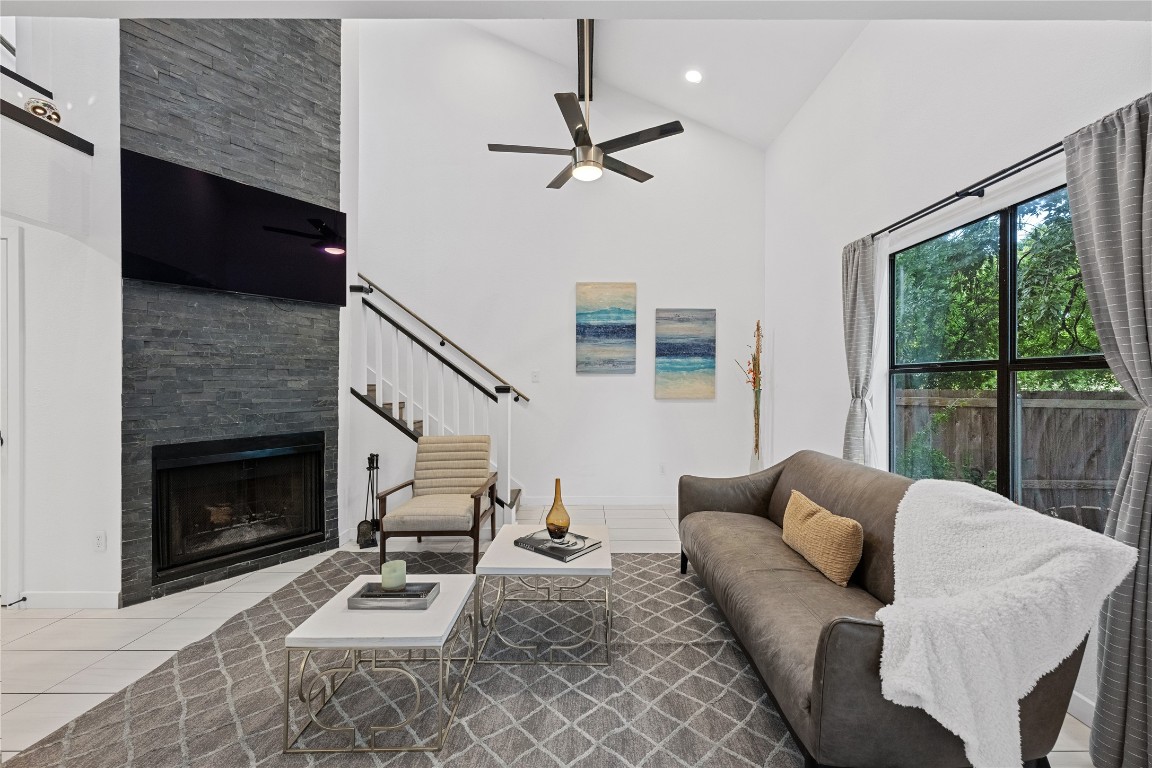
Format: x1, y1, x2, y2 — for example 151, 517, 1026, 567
94, 530, 107, 552
531, 369, 541, 383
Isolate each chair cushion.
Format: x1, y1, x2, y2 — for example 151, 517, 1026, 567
413, 435, 492, 497
380, 494, 489, 532
782, 490, 864, 587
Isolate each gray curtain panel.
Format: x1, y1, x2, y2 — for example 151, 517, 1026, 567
842, 235, 876, 464
1064, 92, 1152, 768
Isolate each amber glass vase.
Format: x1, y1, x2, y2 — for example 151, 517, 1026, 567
545, 478, 571, 541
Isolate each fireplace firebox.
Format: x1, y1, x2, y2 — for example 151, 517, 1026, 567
152, 432, 325, 584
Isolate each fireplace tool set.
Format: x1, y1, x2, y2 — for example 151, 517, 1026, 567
357, 453, 380, 549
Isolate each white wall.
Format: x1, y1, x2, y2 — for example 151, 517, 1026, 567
350, 20, 766, 506
761, 19, 1151, 718
762, 20, 1152, 465
1, 18, 122, 608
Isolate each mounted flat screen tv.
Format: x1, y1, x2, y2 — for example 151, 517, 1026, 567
121, 149, 347, 306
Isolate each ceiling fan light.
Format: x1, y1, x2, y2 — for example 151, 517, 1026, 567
572, 162, 603, 182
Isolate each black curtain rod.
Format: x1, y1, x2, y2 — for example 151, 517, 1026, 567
872, 140, 1065, 239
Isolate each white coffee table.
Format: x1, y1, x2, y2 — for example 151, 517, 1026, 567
282, 573, 475, 754
475, 524, 613, 666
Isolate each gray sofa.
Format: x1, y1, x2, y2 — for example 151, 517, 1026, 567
678, 450, 1083, 768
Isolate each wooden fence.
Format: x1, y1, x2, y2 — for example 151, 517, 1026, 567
893, 390, 1138, 514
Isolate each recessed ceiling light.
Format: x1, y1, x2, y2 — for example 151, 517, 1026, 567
685, 70, 703, 84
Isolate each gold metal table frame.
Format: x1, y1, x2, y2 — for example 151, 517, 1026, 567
282, 609, 475, 754
474, 574, 612, 666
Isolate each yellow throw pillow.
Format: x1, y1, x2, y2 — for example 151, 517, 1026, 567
781, 490, 864, 587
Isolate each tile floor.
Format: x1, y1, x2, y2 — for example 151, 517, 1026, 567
0, 507, 1094, 765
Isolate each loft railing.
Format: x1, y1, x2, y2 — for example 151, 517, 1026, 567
357, 272, 529, 403
352, 277, 525, 513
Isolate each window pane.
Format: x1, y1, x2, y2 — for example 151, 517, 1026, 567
894, 215, 1000, 364
892, 371, 998, 488
1016, 188, 1101, 358
1015, 370, 1136, 526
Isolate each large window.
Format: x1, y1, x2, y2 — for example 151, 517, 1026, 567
890, 187, 1138, 516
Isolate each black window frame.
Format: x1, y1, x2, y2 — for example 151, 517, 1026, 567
888, 184, 1111, 500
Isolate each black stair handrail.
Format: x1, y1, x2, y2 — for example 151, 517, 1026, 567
358, 272, 529, 403
363, 298, 497, 404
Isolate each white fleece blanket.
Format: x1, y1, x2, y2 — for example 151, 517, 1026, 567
875, 479, 1137, 768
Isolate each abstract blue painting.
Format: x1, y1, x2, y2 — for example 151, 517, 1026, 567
576, 282, 636, 374
655, 309, 716, 399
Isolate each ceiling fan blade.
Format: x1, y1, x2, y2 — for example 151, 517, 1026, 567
263, 226, 318, 238
547, 164, 575, 189
488, 144, 572, 156
307, 218, 340, 238
554, 93, 591, 147
603, 156, 653, 183
597, 121, 684, 155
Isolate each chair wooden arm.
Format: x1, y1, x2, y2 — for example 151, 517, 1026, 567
377, 479, 414, 500
471, 473, 498, 499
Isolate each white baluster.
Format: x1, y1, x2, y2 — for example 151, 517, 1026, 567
437, 359, 446, 435
406, 336, 415, 431
495, 387, 513, 523
422, 346, 431, 436
452, 372, 461, 436
374, 315, 385, 406
360, 302, 371, 392
390, 324, 401, 420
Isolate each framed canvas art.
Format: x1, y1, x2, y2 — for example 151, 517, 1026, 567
655, 308, 716, 399
576, 282, 636, 374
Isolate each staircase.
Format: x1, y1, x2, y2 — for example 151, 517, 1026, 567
351, 273, 527, 514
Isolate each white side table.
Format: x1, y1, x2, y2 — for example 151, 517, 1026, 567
283, 573, 475, 754
475, 524, 613, 666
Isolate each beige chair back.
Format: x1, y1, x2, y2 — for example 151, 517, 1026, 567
412, 435, 491, 497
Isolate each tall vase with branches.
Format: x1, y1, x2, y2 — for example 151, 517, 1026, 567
737, 321, 763, 472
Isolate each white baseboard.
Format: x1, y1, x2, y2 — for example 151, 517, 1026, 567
339, 527, 356, 545
1067, 690, 1095, 726
19, 590, 120, 610
521, 496, 677, 507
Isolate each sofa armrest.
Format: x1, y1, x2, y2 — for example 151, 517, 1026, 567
809, 617, 973, 768
677, 462, 785, 526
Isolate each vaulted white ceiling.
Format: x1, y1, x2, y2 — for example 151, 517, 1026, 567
470, 19, 866, 149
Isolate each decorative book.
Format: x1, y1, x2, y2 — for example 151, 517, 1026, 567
347, 581, 440, 610
514, 529, 602, 563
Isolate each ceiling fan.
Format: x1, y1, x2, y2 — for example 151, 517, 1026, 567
263, 218, 346, 255
488, 19, 685, 189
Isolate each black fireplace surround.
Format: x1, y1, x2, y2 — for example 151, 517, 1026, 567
152, 432, 325, 584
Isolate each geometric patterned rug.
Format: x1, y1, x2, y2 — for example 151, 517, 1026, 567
5, 551, 802, 767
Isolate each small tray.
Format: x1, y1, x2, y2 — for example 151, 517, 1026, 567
347, 581, 440, 610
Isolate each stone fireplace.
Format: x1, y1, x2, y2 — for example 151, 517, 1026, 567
152, 432, 325, 584
118, 19, 342, 606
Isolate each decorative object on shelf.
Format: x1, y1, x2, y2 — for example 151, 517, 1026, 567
655, 308, 716, 400
545, 478, 571, 541
380, 559, 406, 590
347, 580, 439, 610
357, 452, 379, 549
576, 282, 636, 374
23, 97, 60, 124
487, 19, 685, 189
514, 528, 602, 562
738, 320, 764, 471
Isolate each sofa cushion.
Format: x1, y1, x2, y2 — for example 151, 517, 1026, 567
782, 491, 864, 587
680, 511, 884, 746
766, 451, 912, 604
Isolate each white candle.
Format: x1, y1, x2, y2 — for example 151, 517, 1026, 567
380, 560, 406, 590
